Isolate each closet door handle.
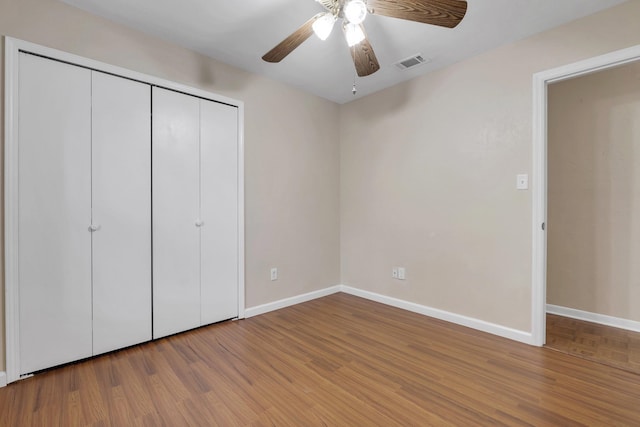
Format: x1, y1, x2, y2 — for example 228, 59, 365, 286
88, 224, 101, 232
195, 220, 205, 228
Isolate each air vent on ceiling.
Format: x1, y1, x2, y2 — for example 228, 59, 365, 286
395, 54, 430, 70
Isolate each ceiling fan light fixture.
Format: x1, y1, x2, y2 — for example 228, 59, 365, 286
344, 22, 365, 47
344, 0, 368, 25
312, 13, 336, 41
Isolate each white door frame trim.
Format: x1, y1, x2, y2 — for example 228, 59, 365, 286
531, 44, 640, 346
4, 37, 246, 383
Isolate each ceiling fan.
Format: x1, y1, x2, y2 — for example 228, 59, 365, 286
262, 0, 468, 77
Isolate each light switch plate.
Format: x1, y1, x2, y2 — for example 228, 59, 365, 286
517, 174, 529, 190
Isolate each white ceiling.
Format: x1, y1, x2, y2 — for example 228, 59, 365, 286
60, 0, 626, 104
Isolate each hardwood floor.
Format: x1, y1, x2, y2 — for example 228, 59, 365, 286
1, 293, 640, 426
546, 313, 640, 375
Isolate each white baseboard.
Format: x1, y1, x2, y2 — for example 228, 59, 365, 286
0, 372, 6, 388
341, 286, 534, 345
547, 304, 640, 333
245, 285, 342, 318
244, 284, 534, 345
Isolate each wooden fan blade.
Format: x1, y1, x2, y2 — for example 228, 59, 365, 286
347, 25, 380, 77
368, 0, 467, 28
262, 14, 322, 63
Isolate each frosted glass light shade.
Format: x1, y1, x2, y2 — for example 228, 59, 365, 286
344, 0, 367, 25
345, 23, 365, 47
312, 13, 336, 40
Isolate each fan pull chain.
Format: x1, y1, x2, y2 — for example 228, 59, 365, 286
352, 46, 357, 95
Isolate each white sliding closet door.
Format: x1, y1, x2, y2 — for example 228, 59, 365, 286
92, 72, 152, 354
200, 100, 239, 324
18, 54, 92, 374
152, 87, 201, 338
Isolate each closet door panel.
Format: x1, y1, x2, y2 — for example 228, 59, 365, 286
152, 87, 201, 338
18, 54, 92, 374
200, 100, 239, 324
92, 72, 152, 354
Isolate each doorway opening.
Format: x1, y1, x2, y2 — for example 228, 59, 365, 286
544, 60, 640, 374
532, 44, 640, 373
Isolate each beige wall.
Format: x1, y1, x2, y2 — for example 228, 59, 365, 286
339, 1, 640, 332
547, 61, 640, 321
0, 0, 341, 371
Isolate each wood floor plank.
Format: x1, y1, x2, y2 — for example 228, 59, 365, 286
2, 293, 640, 425
547, 312, 640, 375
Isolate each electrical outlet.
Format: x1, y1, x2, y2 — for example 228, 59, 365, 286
392, 268, 399, 279
270, 267, 278, 281
398, 267, 406, 280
